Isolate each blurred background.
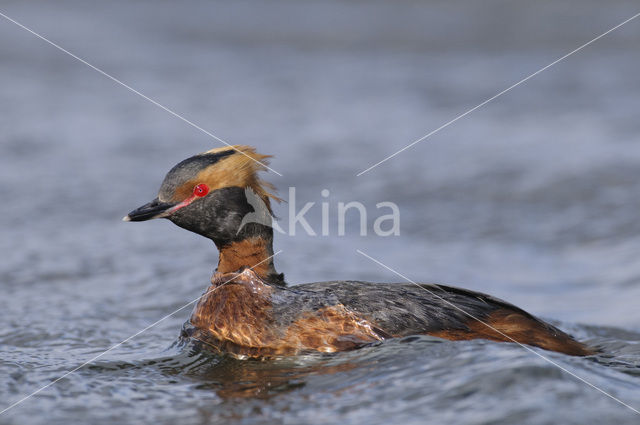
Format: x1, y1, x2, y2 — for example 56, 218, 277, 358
1, 1, 640, 424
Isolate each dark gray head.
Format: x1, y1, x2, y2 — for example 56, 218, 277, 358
124, 146, 279, 247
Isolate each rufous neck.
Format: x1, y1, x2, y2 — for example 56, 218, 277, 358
215, 236, 283, 285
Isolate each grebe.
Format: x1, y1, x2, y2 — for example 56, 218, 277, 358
124, 146, 593, 357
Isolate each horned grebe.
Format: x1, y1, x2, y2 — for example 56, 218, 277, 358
124, 146, 593, 357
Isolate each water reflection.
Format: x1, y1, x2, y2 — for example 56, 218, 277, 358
173, 340, 364, 399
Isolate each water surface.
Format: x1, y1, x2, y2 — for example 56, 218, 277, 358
1, 1, 640, 423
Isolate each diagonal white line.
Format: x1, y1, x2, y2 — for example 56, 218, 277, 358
356, 249, 640, 415
356, 11, 640, 176
0, 250, 282, 416
0, 10, 282, 177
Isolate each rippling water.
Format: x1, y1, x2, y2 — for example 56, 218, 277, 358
1, 1, 640, 424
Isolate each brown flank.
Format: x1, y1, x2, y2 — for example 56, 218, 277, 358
190, 272, 383, 358
429, 309, 593, 356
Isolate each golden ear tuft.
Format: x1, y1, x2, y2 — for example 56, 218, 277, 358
199, 145, 282, 210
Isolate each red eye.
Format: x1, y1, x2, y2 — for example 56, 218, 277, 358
193, 183, 209, 197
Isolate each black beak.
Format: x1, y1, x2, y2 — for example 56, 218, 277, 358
123, 198, 177, 222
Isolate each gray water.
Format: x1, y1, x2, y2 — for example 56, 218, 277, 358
1, 1, 640, 424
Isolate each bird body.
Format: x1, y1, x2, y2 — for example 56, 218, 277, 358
125, 146, 593, 358
181, 269, 591, 357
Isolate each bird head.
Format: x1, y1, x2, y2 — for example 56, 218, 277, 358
124, 145, 279, 246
